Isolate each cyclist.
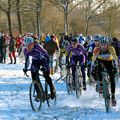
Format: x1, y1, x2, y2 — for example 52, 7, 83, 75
66, 37, 87, 91
59, 34, 70, 69
23, 37, 55, 99
87, 34, 101, 83
91, 36, 118, 106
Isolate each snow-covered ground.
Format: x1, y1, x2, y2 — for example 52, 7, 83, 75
0, 60, 120, 120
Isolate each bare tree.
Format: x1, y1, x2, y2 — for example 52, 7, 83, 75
101, 1, 120, 37
22, 0, 43, 36
16, 0, 23, 35
48, 0, 85, 34
0, 0, 15, 36
36, 0, 43, 37
81, 0, 108, 36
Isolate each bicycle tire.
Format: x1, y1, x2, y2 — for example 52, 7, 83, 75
45, 82, 57, 107
75, 67, 82, 99
66, 71, 73, 94
29, 82, 43, 111
45, 82, 50, 107
102, 80, 110, 113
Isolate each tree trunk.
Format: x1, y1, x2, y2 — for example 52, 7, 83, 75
16, 0, 23, 35
85, 17, 90, 36
36, 0, 42, 38
7, 0, 12, 36
7, 11, 12, 36
36, 9, 40, 37
64, 10, 68, 35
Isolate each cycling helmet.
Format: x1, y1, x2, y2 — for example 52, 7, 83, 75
93, 34, 101, 41
100, 36, 108, 44
24, 37, 34, 45
86, 35, 92, 41
71, 37, 78, 42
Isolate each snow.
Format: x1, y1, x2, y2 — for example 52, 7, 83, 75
0, 61, 120, 120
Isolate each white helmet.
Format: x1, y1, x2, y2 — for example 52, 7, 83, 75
24, 37, 34, 45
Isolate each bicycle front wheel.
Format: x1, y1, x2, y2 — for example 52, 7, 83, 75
66, 71, 73, 94
75, 68, 82, 99
103, 80, 110, 113
29, 82, 43, 111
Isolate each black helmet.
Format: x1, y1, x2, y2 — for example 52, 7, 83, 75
71, 37, 78, 42
93, 34, 101, 41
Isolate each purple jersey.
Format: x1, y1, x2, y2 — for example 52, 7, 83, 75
24, 43, 50, 71
66, 44, 86, 64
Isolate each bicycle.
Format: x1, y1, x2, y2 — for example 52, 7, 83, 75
56, 54, 67, 83
66, 63, 83, 98
74, 63, 83, 98
66, 67, 73, 94
25, 70, 56, 111
101, 63, 110, 113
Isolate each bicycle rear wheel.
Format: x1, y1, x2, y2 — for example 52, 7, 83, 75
29, 82, 43, 111
102, 80, 110, 113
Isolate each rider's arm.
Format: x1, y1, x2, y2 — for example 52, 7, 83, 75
108, 46, 118, 65
91, 47, 100, 66
23, 48, 30, 69
65, 44, 72, 64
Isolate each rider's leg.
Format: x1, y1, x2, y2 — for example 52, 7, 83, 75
106, 61, 116, 105
43, 71, 55, 99
31, 71, 43, 97
87, 52, 92, 78
71, 65, 76, 87
97, 60, 103, 93
81, 64, 86, 90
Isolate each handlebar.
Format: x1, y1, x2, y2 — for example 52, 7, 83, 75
24, 68, 44, 77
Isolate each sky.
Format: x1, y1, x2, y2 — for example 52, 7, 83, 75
0, 57, 120, 120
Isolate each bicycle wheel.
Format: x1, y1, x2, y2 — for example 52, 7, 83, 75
102, 80, 110, 113
75, 67, 82, 99
66, 71, 73, 94
29, 82, 43, 111
45, 82, 56, 107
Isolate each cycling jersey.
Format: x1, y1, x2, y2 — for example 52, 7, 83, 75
24, 43, 49, 71
92, 46, 118, 62
59, 40, 69, 53
66, 44, 86, 64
